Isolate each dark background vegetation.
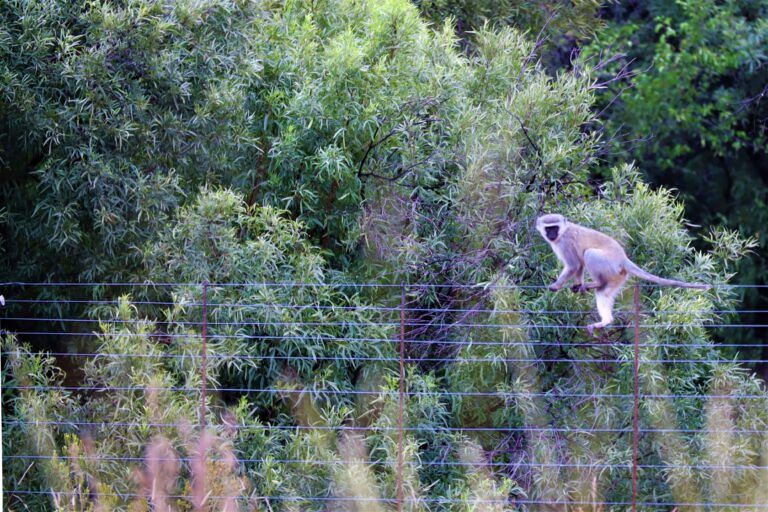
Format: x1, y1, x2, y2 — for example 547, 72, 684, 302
1, 0, 767, 510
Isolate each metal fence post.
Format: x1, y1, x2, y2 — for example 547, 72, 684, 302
201, 281, 208, 430
632, 284, 641, 512
398, 284, 406, 512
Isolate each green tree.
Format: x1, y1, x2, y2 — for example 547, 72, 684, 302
582, 0, 768, 365
2, 0, 767, 510
1, 0, 261, 284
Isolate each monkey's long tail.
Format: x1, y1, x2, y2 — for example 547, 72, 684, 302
625, 260, 710, 289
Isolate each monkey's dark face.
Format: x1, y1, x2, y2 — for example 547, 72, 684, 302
536, 214, 567, 243
544, 225, 559, 241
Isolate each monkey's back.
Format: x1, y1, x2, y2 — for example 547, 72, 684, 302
567, 223, 627, 260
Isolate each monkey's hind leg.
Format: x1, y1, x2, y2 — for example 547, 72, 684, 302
582, 249, 626, 336
586, 286, 622, 337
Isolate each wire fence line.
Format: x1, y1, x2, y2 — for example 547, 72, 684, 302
6, 332, 768, 349
7, 419, 768, 435
6, 384, 768, 400
6, 454, 768, 472
6, 297, 768, 315
5, 315, 768, 329
8, 350, 768, 364
6, 489, 768, 509
2, 282, 768, 511
3, 281, 768, 288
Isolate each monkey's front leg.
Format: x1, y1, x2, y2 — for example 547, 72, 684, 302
549, 266, 577, 291
569, 265, 587, 293
550, 250, 582, 292
572, 281, 602, 294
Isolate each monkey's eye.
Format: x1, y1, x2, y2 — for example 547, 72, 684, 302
545, 226, 559, 240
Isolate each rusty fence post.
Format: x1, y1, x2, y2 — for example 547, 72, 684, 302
200, 281, 208, 430
632, 284, 641, 512
398, 284, 406, 512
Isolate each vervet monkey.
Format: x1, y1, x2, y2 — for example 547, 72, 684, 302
535, 214, 709, 335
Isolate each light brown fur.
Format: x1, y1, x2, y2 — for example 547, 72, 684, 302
535, 214, 708, 335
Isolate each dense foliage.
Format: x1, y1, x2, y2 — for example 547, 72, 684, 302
414, 0, 603, 49
1, 0, 261, 284
583, 0, 768, 361
416, 0, 768, 366
1, 0, 766, 510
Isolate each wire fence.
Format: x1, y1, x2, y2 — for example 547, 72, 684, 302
2, 281, 768, 511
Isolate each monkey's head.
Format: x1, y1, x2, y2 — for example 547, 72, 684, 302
536, 214, 567, 242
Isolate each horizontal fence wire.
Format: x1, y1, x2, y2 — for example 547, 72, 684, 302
6, 384, 768, 399
5, 490, 768, 508
5, 297, 768, 315
4, 333, 768, 349
2, 282, 767, 510
6, 418, 768, 434
5, 454, 768, 471
5, 315, 767, 329
3, 281, 768, 288
6, 351, 768, 365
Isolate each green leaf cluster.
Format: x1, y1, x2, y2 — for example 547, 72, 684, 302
1, 0, 262, 282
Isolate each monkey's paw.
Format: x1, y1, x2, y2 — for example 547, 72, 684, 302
570, 284, 587, 294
